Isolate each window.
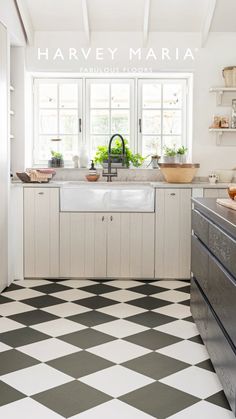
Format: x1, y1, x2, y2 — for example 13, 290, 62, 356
86, 79, 134, 157
138, 79, 188, 156
33, 79, 82, 164
33, 75, 191, 166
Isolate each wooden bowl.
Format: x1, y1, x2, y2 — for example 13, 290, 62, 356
86, 174, 100, 182
158, 163, 200, 183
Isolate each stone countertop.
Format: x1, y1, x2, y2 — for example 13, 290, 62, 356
11, 180, 230, 189
192, 197, 236, 237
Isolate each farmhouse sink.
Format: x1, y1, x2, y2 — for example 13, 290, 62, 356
60, 183, 154, 212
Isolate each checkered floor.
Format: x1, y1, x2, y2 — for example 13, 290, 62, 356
0, 279, 233, 419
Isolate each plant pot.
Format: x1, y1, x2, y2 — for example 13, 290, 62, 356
48, 158, 64, 168
102, 157, 127, 168
162, 155, 178, 164
177, 154, 187, 164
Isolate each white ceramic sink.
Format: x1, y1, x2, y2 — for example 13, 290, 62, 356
60, 183, 154, 212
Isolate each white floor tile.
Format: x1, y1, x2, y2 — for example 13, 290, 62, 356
18, 337, 79, 362
31, 318, 86, 337
1, 288, 44, 301
167, 400, 235, 419
59, 280, 98, 288
1, 364, 73, 396
80, 365, 154, 397
103, 280, 143, 289
0, 302, 36, 316
155, 320, 199, 339
93, 319, 148, 338
0, 398, 64, 419
153, 290, 190, 303
97, 303, 146, 318
13, 279, 53, 288
72, 399, 156, 419
152, 280, 190, 289
154, 303, 191, 319
102, 290, 143, 303
0, 317, 25, 333
0, 342, 12, 352
41, 302, 91, 317
160, 366, 222, 398
88, 339, 151, 363
157, 340, 210, 365
51, 289, 93, 301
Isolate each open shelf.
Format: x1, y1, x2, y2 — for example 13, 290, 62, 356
210, 86, 236, 105
209, 128, 236, 145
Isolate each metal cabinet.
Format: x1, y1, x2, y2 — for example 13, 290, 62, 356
24, 188, 59, 278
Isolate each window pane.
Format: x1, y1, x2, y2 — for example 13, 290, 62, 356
163, 110, 181, 135
60, 136, 79, 160
111, 84, 130, 108
39, 110, 57, 134
59, 110, 78, 134
39, 84, 57, 108
143, 110, 161, 134
37, 136, 53, 161
142, 136, 161, 157
90, 84, 109, 108
91, 135, 109, 157
111, 110, 129, 134
163, 136, 182, 149
142, 83, 161, 108
59, 84, 77, 108
91, 110, 109, 134
163, 84, 182, 108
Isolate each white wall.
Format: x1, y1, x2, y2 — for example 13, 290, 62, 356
24, 31, 236, 176
0, 0, 25, 46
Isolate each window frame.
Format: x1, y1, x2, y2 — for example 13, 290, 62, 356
32, 73, 192, 166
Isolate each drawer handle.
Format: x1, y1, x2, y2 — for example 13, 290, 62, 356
170, 193, 176, 196
110, 216, 113, 221
102, 216, 105, 221
38, 192, 44, 195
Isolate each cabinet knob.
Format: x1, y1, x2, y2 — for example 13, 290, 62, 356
110, 216, 113, 221
102, 216, 105, 221
170, 193, 176, 196
38, 192, 44, 195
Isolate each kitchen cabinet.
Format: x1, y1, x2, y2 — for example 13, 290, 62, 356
60, 212, 155, 279
24, 188, 59, 278
204, 188, 228, 198
155, 188, 191, 279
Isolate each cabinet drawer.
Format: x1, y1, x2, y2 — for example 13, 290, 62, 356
190, 278, 208, 342
209, 223, 236, 278
192, 209, 209, 246
191, 235, 208, 293
208, 254, 236, 346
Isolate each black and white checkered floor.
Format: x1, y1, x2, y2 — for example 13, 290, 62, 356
0, 279, 234, 418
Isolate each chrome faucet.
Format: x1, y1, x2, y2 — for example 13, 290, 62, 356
102, 134, 126, 182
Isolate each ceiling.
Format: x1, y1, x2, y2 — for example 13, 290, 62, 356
22, 0, 236, 33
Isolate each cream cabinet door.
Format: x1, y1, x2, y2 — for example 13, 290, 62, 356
24, 188, 59, 278
60, 213, 107, 278
107, 213, 155, 279
204, 188, 228, 198
155, 189, 191, 279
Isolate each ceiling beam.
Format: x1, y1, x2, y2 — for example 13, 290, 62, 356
201, 0, 217, 47
82, 0, 90, 44
15, 0, 34, 45
143, 0, 151, 46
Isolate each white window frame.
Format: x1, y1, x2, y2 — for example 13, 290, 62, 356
32, 73, 192, 166
33, 78, 83, 166
137, 77, 190, 156
85, 78, 135, 158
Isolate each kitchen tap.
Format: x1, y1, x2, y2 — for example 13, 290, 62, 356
102, 134, 126, 182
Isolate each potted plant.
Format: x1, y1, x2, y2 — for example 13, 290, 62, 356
176, 146, 188, 163
48, 150, 64, 168
162, 146, 177, 163
94, 139, 144, 168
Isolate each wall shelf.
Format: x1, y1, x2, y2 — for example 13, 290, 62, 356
209, 128, 236, 145
210, 87, 236, 105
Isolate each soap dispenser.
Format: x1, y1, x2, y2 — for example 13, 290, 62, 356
89, 160, 97, 174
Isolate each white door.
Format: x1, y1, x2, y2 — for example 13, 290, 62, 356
107, 213, 155, 278
0, 23, 9, 291
24, 188, 59, 278
155, 189, 191, 279
60, 212, 107, 278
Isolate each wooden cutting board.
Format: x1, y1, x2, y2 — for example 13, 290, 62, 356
217, 198, 236, 211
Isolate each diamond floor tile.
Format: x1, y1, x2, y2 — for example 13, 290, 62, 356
0, 278, 232, 419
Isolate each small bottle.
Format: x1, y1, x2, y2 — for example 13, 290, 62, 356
89, 160, 97, 175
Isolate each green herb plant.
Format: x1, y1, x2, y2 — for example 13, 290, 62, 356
94, 139, 145, 168
51, 150, 63, 159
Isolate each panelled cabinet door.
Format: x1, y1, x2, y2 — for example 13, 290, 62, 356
107, 213, 155, 279
60, 213, 107, 278
155, 189, 191, 279
24, 188, 59, 278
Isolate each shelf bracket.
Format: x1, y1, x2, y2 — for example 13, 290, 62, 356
216, 90, 223, 105
216, 131, 223, 145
